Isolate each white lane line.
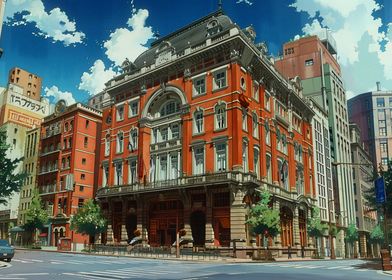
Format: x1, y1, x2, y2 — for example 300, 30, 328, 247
118, 268, 179, 275
11, 259, 33, 264
357, 269, 369, 272
339, 267, 354, 270
326, 266, 344, 270
79, 272, 126, 279
7, 273, 49, 276
0, 278, 25, 280
50, 260, 83, 265
62, 272, 106, 280
91, 271, 133, 277
17, 258, 43, 263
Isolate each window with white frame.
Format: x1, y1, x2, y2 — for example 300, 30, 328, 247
117, 131, 124, 153
193, 76, 206, 96
170, 153, 179, 179
114, 162, 123, 185
160, 100, 180, 117
129, 100, 139, 117
105, 134, 110, 156
266, 153, 272, 183
129, 128, 138, 151
193, 146, 205, 175
213, 69, 227, 90
159, 154, 168, 181
265, 92, 271, 110
253, 146, 260, 179
215, 142, 227, 172
116, 105, 124, 121
252, 81, 259, 101
240, 77, 246, 90
242, 141, 248, 172
161, 127, 169, 142
193, 110, 204, 134
171, 123, 180, 139
242, 108, 248, 131
102, 164, 109, 187
149, 157, 156, 182
128, 158, 137, 184
278, 158, 289, 190
215, 104, 226, 130
265, 121, 271, 145
252, 113, 258, 138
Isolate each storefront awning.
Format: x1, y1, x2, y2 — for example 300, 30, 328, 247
10, 226, 24, 232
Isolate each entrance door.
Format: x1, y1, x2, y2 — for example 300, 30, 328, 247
190, 211, 206, 246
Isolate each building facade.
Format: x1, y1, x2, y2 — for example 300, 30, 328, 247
7, 67, 42, 101
349, 123, 378, 257
0, 68, 49, 241
275, 34, 355, 257
348, 85, 392, 169
96, 11, 316, 258
37, 103, 102, 249
88, 91, 111, 111
309, 99, 335, 256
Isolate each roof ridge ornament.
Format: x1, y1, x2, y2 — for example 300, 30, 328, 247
218, 0, 223, 10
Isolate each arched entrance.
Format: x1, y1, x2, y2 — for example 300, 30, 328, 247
190, 211, 206, 246
280, 206, 294, 247
149, 200, 184, 246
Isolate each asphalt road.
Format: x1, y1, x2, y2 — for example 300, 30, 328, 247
0, 250, 389, 280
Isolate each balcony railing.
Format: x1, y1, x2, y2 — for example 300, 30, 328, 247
38, 167, 59, 175
42, 128, 61, 139
96, 171, 260, 198
39, 184, 57, 195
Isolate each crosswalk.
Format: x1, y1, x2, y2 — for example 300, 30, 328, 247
254, 262, 370, 272
62, 267, 184, 279
12, 258, 135, 266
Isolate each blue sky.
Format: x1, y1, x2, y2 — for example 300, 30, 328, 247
1, 0, 392, 105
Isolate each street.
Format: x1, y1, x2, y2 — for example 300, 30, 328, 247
0, 250, 389, 280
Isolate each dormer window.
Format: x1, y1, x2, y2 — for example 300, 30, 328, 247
206, 18, 222, 36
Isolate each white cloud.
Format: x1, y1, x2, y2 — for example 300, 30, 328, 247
236, 0, 253, 5
290, 0, 392, 97
5, 0, 85, 46
79, 60, 117, 96
44, 86, 76, 106
103, 8, 154, 66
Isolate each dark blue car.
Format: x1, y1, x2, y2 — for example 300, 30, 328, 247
0, 239, 14, 262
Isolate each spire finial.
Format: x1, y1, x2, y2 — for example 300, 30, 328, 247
218, 0, 223, 10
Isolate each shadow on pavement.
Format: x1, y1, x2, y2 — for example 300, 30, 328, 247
353, 258, 382, 270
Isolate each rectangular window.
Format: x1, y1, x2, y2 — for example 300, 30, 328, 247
266, 154, 272, 183
85, 120, 89, 129
193, 146, 204, 175
129, 101, 139, 117
193, 77, 206, 96
382, 157, 388, 165
215, 143, 227, 172
379, 127, 387, 136
82, 158, 86, 165
213, 69, 226, 90
129, 129, 138, 151
380, 139, 388, 153
252, 81, 259, 101
161, 127, 168, 142
194, 111, 204, 134
389, 97, 392, 107
265, 93, 271, 110
242, 108, 247, 131
242, 141, 248, 173
159, 154, 168, 181
170, 153, 179, 179
114, 162, 123, 185
102, 165, 109, 187
84, 137, 88, 148
252, 114, 259, 138
81, 174, 85, 180
305, 59, 314, 66
128, 158, 138, 184
116, 105, 124, 121
377, 97, 385, 107
215, 106, 226, 130
171, 123, 180, 139
253, 147, 260, 179
78, 199, 84, 208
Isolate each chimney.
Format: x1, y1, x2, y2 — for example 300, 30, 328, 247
376, 81, 381, 91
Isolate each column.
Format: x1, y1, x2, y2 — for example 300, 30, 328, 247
335, 229, 345, 258
359, 232, 367, 258
205, 190, 214, 247
106, 203, 114, 244
183, 198, 193, 247
293, 206, 300, 249
307, 208, 313, 248
137, 200, 146, 241
106, 225, 114, 244
230, 188, 247, 258
120, 201, 128, 244
273, 200, 281, 247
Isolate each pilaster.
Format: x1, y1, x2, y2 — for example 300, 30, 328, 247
205, 190, 214, 246
293, 206, 300, 248
230, 188, 247, 258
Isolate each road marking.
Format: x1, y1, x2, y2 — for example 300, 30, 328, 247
7, 273, 49, 276
339, 267, 354, 270
0, 278, 25, 280
326, 266, 344, 269
357, 269, 369, 272
18, 258, 43, 263
11, 259, 33, 264
79, 272, 127, 279
62, 272, 107, 280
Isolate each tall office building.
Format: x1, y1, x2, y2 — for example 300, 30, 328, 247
0, 67, 49, 241
348, 84, 392, 169
275, 33, 355, 257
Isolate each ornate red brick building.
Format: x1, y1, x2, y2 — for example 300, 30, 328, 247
96, 10, 315, 257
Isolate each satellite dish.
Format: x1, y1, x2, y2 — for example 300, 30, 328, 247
54, 99, 67, 115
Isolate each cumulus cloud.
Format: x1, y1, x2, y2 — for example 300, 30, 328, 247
5, 0, 85, 46
44, 86, 76, 106
236, 0, 253, 5
103, 8, 154, 66
79, 60, 117, 96
290, 0, 392, 96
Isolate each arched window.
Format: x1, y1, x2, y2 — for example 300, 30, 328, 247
215, 103, 226, 130
193, 109, 204, 134
159, 100, 180, 117
129, 128, 138, 151
105, 134, 110, 156
242, 107, 247, 131
117, 131, 124, 153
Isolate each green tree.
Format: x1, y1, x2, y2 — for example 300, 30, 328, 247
307, 207, 328, 257
23, 189, 49, 244
70, 199, 107, 244
345, 223, 359, 258
370, 224, 384, 245
0, 130, 28, 205
246, 190, 281, 239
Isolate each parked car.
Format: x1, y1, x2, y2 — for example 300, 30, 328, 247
0, 239, 14, 262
